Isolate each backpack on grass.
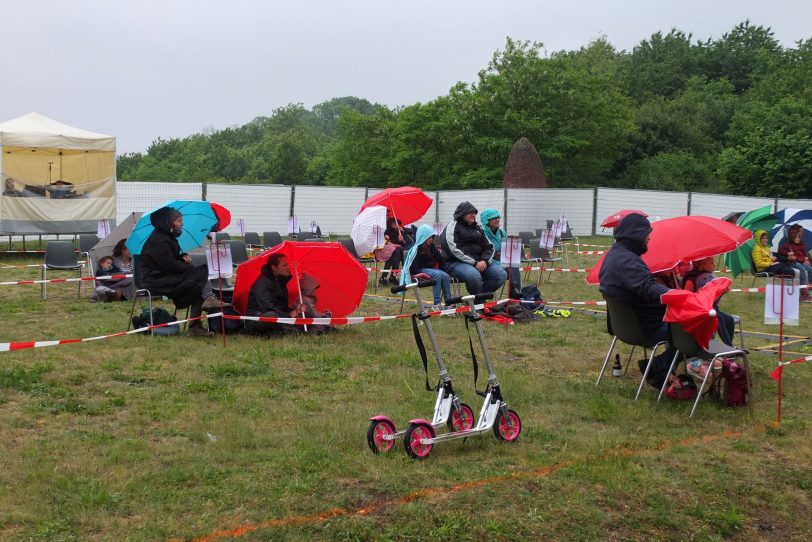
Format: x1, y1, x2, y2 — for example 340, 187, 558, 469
132, 307, 179, 335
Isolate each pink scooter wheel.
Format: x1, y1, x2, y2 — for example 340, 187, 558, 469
367, 419, 397, 454
404, 422, 435, 459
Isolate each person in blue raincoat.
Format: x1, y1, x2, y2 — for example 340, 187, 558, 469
480, 208, 521, 297
401, 224, 452, 309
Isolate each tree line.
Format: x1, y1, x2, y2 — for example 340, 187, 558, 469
117, 21, 812, 198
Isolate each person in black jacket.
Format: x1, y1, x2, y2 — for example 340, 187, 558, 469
441, 201, 507, 294
598, 213, 676, 387
244, 253, 307, 335
139, 206, 220, 337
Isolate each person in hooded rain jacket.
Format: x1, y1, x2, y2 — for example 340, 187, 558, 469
778, 225, 812, 301
441, 202, 507, 295
139, 206, 220, 337
752, 229, 797, 279
400, 224, 452, 308
480, 208, 521, 297
598, 213, 676, 388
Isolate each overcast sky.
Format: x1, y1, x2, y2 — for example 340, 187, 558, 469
2, 0, 809, 155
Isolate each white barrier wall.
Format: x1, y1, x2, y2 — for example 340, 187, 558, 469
690, 193, 774, 219
207, 184, 291, 236
111, 181, 811, 238
778, 198, 812, 211
506, 188, 593, 237
595, 188, 690, 236
436, 189, 503, 225
117, 182, 202, 225
293, 186, 368, 235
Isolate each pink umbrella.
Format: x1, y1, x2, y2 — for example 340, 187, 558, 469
600, 210, 648, 228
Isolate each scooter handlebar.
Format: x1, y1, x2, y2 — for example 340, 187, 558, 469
445, 292, 494, 305
390, 279, 436, 294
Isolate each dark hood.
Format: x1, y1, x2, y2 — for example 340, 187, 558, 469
613, 213, 652, 256
150, 206, 182, 236
453, 201, 478, 221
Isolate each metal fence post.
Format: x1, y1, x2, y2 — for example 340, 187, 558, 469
591, 187, 598, 236
289, 184, 296, 218
686, 192, 692, 215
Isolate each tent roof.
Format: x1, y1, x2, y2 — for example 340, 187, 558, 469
0, 112, 115, 152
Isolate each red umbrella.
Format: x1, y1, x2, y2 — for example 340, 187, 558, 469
600, 209, 648, 228
662, 277, 732, 349
210, 202, 231, 232
360, 186, 432, 225
233, 241, 368, 318
587, 216, 751, 284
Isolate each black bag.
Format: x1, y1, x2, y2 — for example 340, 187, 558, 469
519, 285, 544, 311
132, 307, 179, 335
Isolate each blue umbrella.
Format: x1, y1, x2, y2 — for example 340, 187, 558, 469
769, 208, 812, 253
126, 200, 218, 255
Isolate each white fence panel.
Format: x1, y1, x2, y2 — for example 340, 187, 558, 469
595, 188, 689, 236
689, 193, 775, 219
506, 188, 594, 237
293, 186, 367, 235
436, 189, 503, 226
116, 182, 202, 225
777, 198, 812, 211
207, 184, 291, 236
366, 187, 439, 225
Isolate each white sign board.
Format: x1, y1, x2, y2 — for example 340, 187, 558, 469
287, 216, 299, 235
206, 243, 233, 280
764, 277, 800, 326
97, 219, 112, 239
500, 238, 523, 267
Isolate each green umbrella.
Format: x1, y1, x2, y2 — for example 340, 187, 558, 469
724, 205, 777, 277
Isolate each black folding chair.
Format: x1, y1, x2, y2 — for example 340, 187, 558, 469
662, 323, 751, 418
263, 231, 283, 249
42, 241, 84, 299
244, 232, 261, 247
597, 297, 670, 401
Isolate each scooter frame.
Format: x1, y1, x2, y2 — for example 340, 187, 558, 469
367, 280, 475, 454
402, 293, 522, 459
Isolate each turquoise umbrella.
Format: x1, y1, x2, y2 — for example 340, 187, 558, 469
126, 200, 218, 255
724, 205, 776, 277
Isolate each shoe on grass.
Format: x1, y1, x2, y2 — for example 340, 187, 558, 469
188, 325, 214, 338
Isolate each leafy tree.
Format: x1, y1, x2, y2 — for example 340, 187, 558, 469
704, 20, 781, 94
719, 97, 812, 198
624, 29, 705, 102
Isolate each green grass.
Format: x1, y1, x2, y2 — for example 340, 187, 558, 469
0, 240, 810, 541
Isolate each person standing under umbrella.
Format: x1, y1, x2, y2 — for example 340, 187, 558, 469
598, 213, 676, 388
140, 207, 220, 337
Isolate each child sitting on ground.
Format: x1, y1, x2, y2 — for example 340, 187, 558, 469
93, 255, 124, 302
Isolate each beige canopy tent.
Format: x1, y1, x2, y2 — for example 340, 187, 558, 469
0, 112, 116, 233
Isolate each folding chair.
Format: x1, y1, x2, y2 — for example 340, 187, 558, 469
597, 297, 670, 401
243, 232, 262, 248
339, 238, 375, 283
296, 232, 316, 242
660, 323, 751, 418
559, 224, 579, 255
128, 255, 162, 334
525, 239, 563, 284
223, 240, 249, 266
213, 232, 230, 243
42, 241, 84, 299
78, 233, 100, 288
262, 231, 283, 249
518, 231, 534, 246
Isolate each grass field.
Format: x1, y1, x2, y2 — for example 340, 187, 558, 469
0, 239, 810, 541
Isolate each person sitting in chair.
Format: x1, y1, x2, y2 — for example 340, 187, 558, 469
598, 213, 675, 388
140, 206, 220, 337
441, 201, 506, 295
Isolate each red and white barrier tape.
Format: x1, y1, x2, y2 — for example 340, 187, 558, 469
0, 303, 498, 353
574, 250, 605, 255
0, 313, 220, 352
0, 273, 132, 286
519, 266, 591, 273
563, 243, 609, 249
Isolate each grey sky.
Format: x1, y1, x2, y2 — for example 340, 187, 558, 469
2, 0, 809, 155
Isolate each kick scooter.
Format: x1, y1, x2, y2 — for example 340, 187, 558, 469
367, 279, 475, 454
402, 292, 522, 459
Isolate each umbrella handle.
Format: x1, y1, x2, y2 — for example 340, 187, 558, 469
293, 261, 308, 332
